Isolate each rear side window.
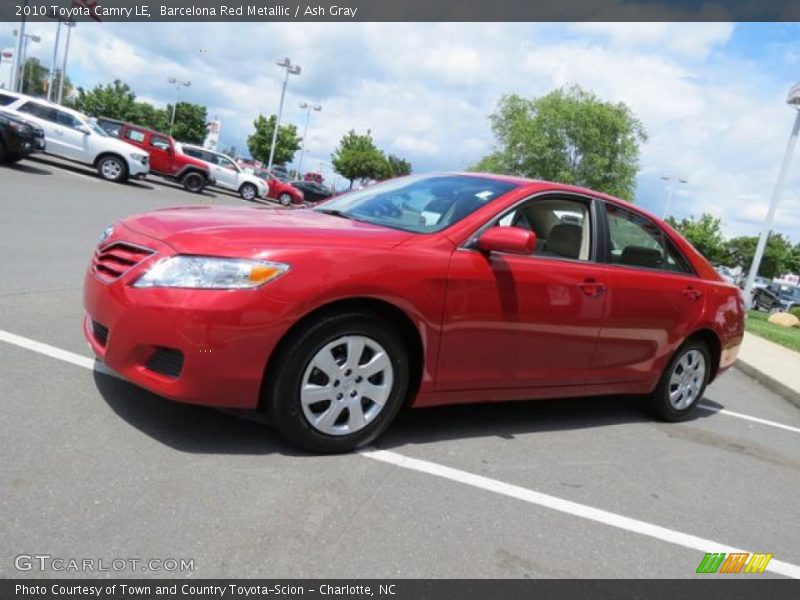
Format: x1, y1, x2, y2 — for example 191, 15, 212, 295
18, 101, 58, 122
125, 128, 146, 143
605, 203, 693, 274
0, 93, 16, 106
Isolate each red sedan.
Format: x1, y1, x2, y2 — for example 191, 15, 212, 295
246, 168, 305, 206
83, 174, 745, 452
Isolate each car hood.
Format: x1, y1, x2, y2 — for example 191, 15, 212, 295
120, 206, 415, 254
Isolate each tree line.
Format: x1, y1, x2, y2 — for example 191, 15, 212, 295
666, 214, 800, 279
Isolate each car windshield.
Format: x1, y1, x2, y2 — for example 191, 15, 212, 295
86, 118, 108, 137
314, 174, 518, 233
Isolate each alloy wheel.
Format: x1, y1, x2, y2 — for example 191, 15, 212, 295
101, 159, 122, 180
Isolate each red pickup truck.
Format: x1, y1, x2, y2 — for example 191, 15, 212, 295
96, 118, 214, 193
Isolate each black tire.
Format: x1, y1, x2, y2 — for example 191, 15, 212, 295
96, 154, 128, 183
0, 139, 7, 161
267, 311, 410, 453
182, 171, 206, 193
646, 339, 710, 422
279, 192, 292, 206
240, 183, 258, 201
4, 154, 24, 163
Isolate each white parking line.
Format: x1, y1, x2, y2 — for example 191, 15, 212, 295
362, 449, 800, 579
0, 330, 118, 378
1, 328, 799, 578
699, 404, 800, 435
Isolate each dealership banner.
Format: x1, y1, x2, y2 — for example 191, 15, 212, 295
3, 580, 800, 600
2, 0, 799, 22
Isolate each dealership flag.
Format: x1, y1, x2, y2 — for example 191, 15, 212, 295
72, 0, 102, 22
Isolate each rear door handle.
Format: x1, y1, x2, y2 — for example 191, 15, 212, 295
577, 278, 606, 297
682, 287, 702, 301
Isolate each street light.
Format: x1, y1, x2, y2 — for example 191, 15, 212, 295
57, 20, 75, 104
266, 57, 301, 174
46, 18, 62, 101
168, 77, 191, 136
660, 175, 688, 220
14, 30, 41, 93
296, 101, 322, 177
742, 82, 800, 306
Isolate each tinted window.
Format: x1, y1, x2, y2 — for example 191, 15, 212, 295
18, 101, 58, 122
0, 93, 16, 106
98, 120, 122, 137
150, 135, 170, 151
125, 128, 146, 143
54, 109, 81, 128
606, 204, 693, 274
315, 175, 518, 234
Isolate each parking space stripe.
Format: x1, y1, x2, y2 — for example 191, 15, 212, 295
361, 449, 800, 579
0, 330, 118, 378
2, 327, 799, 578
699, 404, 800, 435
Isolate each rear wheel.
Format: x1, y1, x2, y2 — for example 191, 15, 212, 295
279, 192, 292, 206
97, 155, 128, 182
240, 183, 257, 201
268, 311, 410, 453
646, 340, 710, 421
182, 171, 206, 193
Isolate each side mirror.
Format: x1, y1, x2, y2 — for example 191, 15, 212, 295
477, 227, 536, 255
75, 124, 91, 135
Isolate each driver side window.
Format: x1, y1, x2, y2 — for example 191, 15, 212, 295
491, 197, 592, 262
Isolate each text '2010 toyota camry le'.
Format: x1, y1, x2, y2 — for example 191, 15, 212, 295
83, 173, 745, 452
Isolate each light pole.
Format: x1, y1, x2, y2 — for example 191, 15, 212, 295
742, 82, 800, 306
11, 0, 28, 92
660, 175, 688, 220
46, 19, 62, 101
57, 20, 75, 104
266, 57, 301, 174
296, 101, 321, 177
15, 31, 41, 94
168, 77, 191, 136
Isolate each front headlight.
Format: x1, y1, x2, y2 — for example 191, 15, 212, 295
133, 256, 289, 289
130, 152, 148, 162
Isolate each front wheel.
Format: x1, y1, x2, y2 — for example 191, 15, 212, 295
279, 192, 293, 206
268, 312, 410, 453
646, 340, 710, 421
97, 155, 128, 183
240, 183, 257, 201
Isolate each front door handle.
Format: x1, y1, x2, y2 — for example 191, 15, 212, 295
682, 287, 702, 301
577, 278, 606, 297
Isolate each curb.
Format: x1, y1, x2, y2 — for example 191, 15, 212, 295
735, 359, 800, 410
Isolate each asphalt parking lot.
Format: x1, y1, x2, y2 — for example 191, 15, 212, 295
1, 156, 799, 579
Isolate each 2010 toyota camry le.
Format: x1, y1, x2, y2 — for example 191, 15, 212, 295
83, 174, 745, 452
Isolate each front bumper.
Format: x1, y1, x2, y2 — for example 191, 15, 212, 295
4, 133, 43, 155
127, 156, 150, 177
82, 231, 296, 409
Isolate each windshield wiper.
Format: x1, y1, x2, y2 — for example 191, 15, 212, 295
316, 208, 352, 219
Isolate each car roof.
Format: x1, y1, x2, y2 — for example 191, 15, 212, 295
99, 118, 170, 137
5, 91, 85, 118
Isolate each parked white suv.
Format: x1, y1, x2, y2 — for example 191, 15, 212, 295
178, 144, 267, 201
2, 91, 149, 182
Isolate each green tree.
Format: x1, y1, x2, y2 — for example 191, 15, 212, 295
167, 101, 208, 144
470, 85, 647, 200
331, 129, 388, 188
666, 213, 726, 264
70, 80, 139, 120
246, 114, 302, 166
20, 57, 49, 97
724, 233, 793, 279
386, 154, 412, 178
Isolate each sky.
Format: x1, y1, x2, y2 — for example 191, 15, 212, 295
0, 21, 799, 243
